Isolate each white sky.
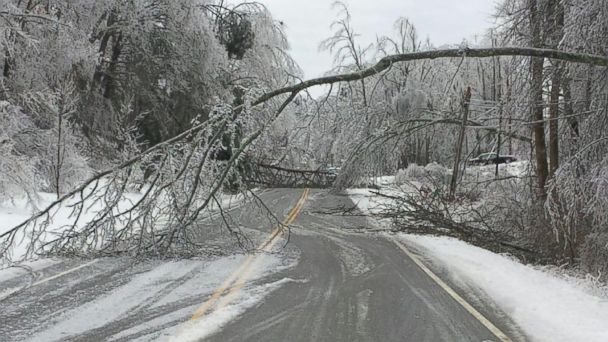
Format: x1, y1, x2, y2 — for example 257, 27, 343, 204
256, 0, 499, 96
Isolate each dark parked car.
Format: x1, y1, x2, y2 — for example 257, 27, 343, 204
320, 166, 340, 177
467, 152, 517, 166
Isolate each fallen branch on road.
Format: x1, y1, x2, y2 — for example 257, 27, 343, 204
2, 46, 606, 263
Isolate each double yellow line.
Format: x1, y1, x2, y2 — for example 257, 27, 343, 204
190, 188, 310, 320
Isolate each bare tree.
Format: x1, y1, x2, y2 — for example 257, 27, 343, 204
319, 1, 372, 106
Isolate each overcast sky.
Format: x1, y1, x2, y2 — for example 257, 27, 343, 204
256, 0, 498, 96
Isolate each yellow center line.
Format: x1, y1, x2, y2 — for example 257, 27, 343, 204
189, 188, 309, 321
214, 188, 309, 309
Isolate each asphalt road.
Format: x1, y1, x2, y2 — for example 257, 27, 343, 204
0, 189, 524, 341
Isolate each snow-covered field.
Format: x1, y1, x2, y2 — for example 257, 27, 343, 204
349, 185, 608, 342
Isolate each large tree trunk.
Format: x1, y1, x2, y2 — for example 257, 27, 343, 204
506, 71, 513, 155
562, 76, 579, 139
102, 33, 123, 99
547, 0, 564, 178
494, 49, 503, 177
92, 9, 122, 98
529, 0, 549, 200
2, 50, 12, 79
92, 33, 111, 86
548, 65, 560, 177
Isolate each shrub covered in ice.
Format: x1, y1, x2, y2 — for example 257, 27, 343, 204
0, 102, 39, 202
395, 162, 450, 186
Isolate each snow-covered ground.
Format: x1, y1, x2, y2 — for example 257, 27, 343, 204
462, 160, 530, 180
0, 187, 296, 341
400, 234, 608, 342
346, 188, 393, 216
0, 189, 247, 239
349, 186, 608, 342
0, 190, 142, 261
0, 188, 246, 262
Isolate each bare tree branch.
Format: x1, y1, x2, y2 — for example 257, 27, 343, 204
2, 46, 607, 260
255, 47, 608, 105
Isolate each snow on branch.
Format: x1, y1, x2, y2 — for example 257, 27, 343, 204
255, 47, 608, 105
2, 46, 607, 262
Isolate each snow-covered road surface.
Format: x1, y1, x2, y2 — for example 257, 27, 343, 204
0, 253, 296, 341
1, 189, 523, 341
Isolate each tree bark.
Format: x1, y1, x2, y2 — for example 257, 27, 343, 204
562, 76, 579, 139
494, 50, 503, 178
548, 65, 560, 177
102, 33, 123, 99
529, 0, 549, 200
2, 50, 12, 79
55, 109, 63, 197
506, 72, 513, 155
547, 0, 564, 178
255, 47, 608, 106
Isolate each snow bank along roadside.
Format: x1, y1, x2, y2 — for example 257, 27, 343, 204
347, 187, 608, 342
400, 234, 608, 342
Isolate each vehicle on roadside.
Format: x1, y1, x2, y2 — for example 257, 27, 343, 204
467, 152, 517, 166
325, 166, 340, 175
319, 166, 340, 181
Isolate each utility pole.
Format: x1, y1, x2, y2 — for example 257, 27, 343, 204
450, 86, 472, 199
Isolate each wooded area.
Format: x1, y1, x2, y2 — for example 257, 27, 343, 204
1, 0, 608, 280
